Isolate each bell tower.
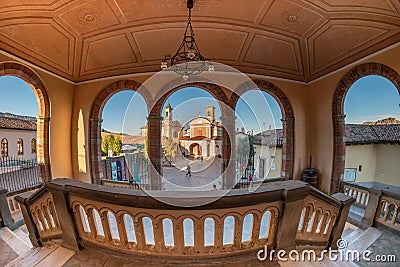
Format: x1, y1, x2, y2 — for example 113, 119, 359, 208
164, 103, 173, 122
205, 106, 215, 121
163, 103, 173, 138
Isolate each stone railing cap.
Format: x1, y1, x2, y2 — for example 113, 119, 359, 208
46, 178, 309, 209
331, 192, 355, 205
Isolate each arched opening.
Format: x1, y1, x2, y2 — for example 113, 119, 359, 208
332, 63, 400, 192
343, 75, 399, 187
230, 80, 294, 183
154, 86, 225, 191
89, 80, 150, 185
0, 63, 50, 182
234, 89, 283, 185
189, 143, 202, 157
101, 90, 148, 185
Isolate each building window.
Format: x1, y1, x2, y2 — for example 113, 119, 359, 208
1, 138, 8, 157
31, 138, 37, 154
17, 138, 24, 155
173, 131, 178, 138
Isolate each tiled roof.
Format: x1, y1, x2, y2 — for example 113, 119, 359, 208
0, 117, 36, 131
346, 124, 400, 145
253, 129, 283, 147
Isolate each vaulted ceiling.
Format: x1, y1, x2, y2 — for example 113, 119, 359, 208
0, 0, 399, 83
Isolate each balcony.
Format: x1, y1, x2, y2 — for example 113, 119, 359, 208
12, 179, 354, 265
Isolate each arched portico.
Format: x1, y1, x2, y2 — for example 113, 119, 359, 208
89, 80, 151, 184
0, 62, 51, 182
331, 63, 400, 193
229, 79, 295, 180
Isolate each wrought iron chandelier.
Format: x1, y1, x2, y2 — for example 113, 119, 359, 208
161, 0, 214, 80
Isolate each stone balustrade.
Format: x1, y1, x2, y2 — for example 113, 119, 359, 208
375, 192, 400, 232
342, 182, 370, 207
296, 187, 341, 248
16, 179, 353, 264
340, 181, 400, 233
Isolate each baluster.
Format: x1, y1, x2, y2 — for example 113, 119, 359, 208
214, 218, 224, 250
41, 205, 51, 229
49, 202, 60, 229
135, 217, 146, 250
153, 217, 165, 252
268, 211, 279, 246
194, 219, 204, 253
311, 210, 321, 234
318, 213, 328, 236
300, 207, 311, 234
173, 219, 185, 253
72, 205, 85, 237
251, 213, 261, 245
101, 212, 112, 243
116, 214, 128, 247
234, 216, 242, 247
86, 209, 97, 239
31, 211, 42, 232
37, 208, 48, 231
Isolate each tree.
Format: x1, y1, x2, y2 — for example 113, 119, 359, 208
163, 138, 176, 166
101, 134, 122, 156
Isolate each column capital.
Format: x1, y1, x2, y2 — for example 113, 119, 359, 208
147, 115, 163, 121
36, 116, 51, 122
333, 114, 346, 122
281, 116, 294, 124
90, 118, 103, 124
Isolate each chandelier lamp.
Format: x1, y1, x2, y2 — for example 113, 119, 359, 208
161, 0, 214, 80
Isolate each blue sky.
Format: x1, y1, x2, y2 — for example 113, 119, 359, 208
0, 75, 399, 134
344, 75, 399, 123
0, 76, 38, 116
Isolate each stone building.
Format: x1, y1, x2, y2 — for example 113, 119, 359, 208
0, 115, 37, 159
179, 106, 222, 157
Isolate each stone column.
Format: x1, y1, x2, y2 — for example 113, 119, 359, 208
330, 192, 355, 249
0, 189, 14, 227
48, 185, 82, 251
147, 114, 162, 190
361, 187, 382, 227
332, 114, 346, 193
275, 182, 308, 252
281, 117, 294, 180
90, 118, 103, 184
36, 116, 51, 183
220, 111, 236, 190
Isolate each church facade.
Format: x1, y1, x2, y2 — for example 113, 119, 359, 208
179, 106, 222, 158
140, 104, 222, 158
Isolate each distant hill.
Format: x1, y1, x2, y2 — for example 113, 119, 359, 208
0, 112, 36, 122
363, 117, 400, 125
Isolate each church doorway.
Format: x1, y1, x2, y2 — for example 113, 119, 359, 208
189, 143, 202, 157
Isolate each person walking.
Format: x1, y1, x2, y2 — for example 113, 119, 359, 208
186, 164, 191, 177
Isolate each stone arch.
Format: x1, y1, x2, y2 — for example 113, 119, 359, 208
331, 63, 400, 192
229, 79, 295, 180
148, 81, 231, 188
89, 80, 150, 184
0, 62, 51, 181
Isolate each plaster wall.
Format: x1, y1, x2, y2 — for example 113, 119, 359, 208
0, 129, 36, 159
375, 144, 400, 186
306, 44, 400, 193
345, 145, 377, 183
0, 54, 75, 179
